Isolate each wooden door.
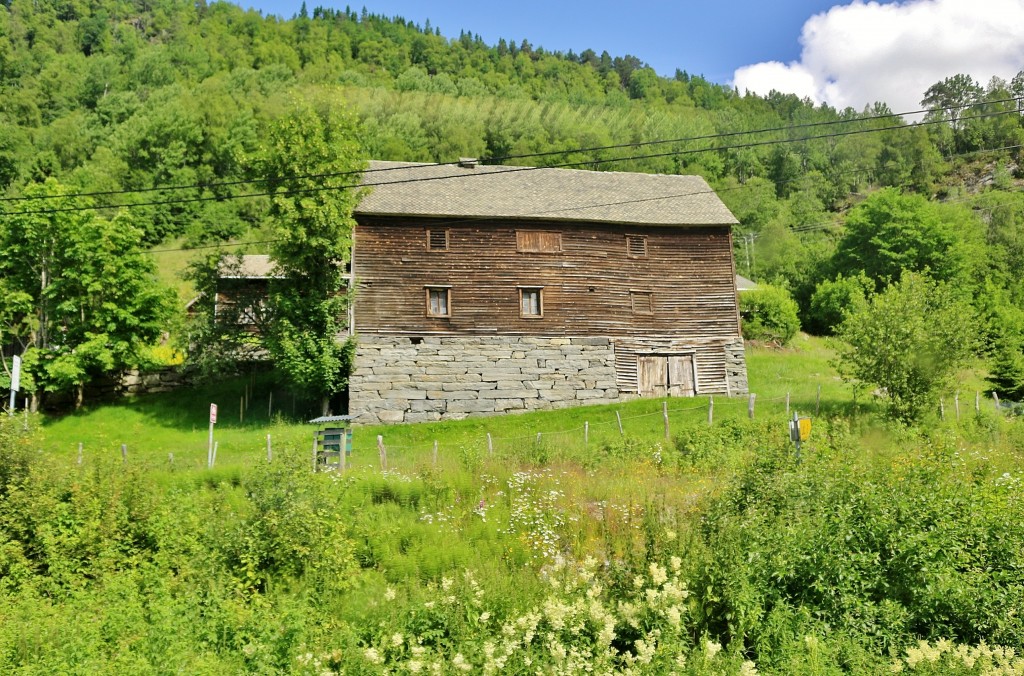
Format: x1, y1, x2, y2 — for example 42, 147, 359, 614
638, 355, 668, 397
668, 355, 695, 397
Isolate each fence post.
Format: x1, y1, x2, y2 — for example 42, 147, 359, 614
268, 391, 273, 419
975, 391, 981, 414
993, 392, 1001, 412
707, 395, 714, 427
487, 432, 493, 456
955, 391, 960, 421
266, 434, 272, 463
748, 393, 756, 420
311, 432, 318, 471
616, 411, 624, 436
77, 442, 83, 465
168, 452, 173, 465
433, 440, 438, 465
815, 384, 821, 415
663, 401, 670, 440
536, 432, 542, 446
584, 421, 589, 449
377, 435, 387, 471
121, 443, 127, 463
240, 395, 244, 423
939, 398, 945, 420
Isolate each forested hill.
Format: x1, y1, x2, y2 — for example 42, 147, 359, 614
2, 0, 1023, 292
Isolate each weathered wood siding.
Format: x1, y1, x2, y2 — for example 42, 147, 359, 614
353, 217, 740, 338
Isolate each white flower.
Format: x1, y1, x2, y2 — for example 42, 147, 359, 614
384, 586, 396, 601
407, 660, 423, 673
391, 632, 404, 648
452, 653, 472, 672
705, 640, 722, 660
364, 647, 383, 665
480, 611, 491, 622
740, 660, 759, 675
649, 563, 668, 586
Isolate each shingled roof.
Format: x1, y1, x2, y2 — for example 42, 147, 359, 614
355, 160, 738, 227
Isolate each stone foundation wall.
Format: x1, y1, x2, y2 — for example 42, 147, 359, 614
724, 339, 749, 396
350, 336, 620, 424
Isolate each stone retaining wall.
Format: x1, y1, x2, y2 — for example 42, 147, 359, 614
350, 336, 620, 424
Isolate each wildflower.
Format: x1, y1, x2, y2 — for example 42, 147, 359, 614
384, 586, 396, 601
480, 611, 491, 623
705, 640, 722, 660
666, 605, 682, 628
441, 577, 453, 591
407, 660, 423, 673
452, 653, 472, 672
740, 660, 759, 676
391, 633, 404, 648
633, 575, 645, 589
364, 647, 383, 665
649, 563, 668, 586
665, 529, 677, 541
670, 555, 682, 572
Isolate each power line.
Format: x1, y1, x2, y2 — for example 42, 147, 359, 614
3, 95, 1022, 208
6, 105, 1023, 218
145, 143, 1024, 256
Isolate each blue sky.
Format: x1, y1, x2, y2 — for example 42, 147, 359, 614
236, 0, 1024, 113
238, 0, 850, 84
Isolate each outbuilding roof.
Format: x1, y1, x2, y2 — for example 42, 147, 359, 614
355, 160, 739, 227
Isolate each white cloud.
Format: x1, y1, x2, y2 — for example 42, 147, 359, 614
732, 0, 1024, 114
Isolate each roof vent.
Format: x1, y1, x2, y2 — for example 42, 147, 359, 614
458, 157, 478, 169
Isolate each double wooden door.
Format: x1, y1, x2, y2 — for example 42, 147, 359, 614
638, 354, 695, 397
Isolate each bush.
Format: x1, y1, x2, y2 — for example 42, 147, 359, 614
807, 273, 872, 336
740, 285, 801, 345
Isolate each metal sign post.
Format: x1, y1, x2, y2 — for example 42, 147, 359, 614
9, 355, 21, 416
789, 411, 811, 464
208, 403, 218, 468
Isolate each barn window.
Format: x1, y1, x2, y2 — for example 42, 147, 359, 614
426, 229, 449, 251
425, 286, 451, 317
516, 230, 562, 253
630, 290, 654, 315
519, 287, 544, 318
626, 235, 648, 258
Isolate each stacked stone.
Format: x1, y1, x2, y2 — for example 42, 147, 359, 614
350, 336, 620, 424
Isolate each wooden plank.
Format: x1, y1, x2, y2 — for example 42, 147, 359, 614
638, 355, 668, 397
668, 355, 695, 397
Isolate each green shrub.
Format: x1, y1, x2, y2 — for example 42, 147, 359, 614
740, 285, 801, 345
807, 273, 872, 335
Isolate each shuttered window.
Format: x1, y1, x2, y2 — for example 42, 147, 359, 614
425, 286, 451, 317
630, 290, 654, 315
516, 230, 562, 253
426, 229, 449, 251
626, 235, 648, 258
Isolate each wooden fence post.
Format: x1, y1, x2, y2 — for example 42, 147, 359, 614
121, 443, 127, 463
311, 432, 318, 471
268, 391, 273, 420
748, 393, 756, 420
707, 395, 714, 427
954, 391, 960, 421
77, 442, 83, 465
993, 392, 1001, 412
377, 435, 387, 471
815, 384, 821, 415
487, 432, 493, 456
168, 452, 173, 465
536, 432, 542, 446
584, 421, 589, 449
266, 434, 272, 463
240, 395, 244, 423
975, 391, 981, 414
433, 440, 438, 465
939, 398, 945, 420
663, 401, 670, 440
616, 411, 624, 436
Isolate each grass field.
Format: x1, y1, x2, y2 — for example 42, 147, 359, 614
4, 336, 1022, 674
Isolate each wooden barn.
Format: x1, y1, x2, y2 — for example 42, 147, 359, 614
348, 160, 748, 424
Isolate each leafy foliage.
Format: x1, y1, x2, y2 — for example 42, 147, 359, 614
835, 273, 979, 421
739, 285, 801, 345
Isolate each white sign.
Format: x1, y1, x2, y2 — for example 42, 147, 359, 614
10, 355, 21, 392
210, 403, 218, 424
